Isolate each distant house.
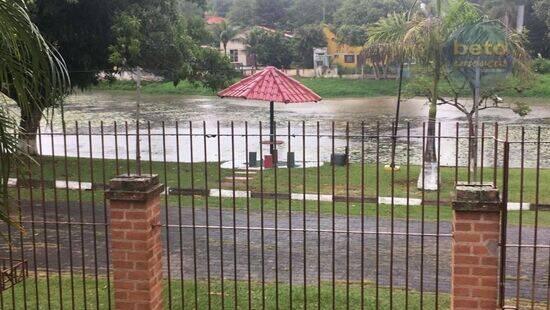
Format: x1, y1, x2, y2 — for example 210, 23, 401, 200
322, 26, 364, 69
220, 30, 254, 67
220, 26, 294, 68
205, 15, 225, 25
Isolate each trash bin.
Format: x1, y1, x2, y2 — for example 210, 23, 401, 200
331, 153, 348, 166
264, 155, 273, 168
249, 152, 257, 167
287, 152, 295, 168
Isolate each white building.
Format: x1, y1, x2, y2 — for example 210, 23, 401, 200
220, 26, 294, 69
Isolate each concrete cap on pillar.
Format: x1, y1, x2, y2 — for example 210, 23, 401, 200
452, 182, 502, 212
106, 174, 164, 201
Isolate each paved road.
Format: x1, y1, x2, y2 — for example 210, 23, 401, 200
1, 201, 549, 301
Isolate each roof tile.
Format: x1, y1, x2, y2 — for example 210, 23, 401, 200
217, 67, 322, 103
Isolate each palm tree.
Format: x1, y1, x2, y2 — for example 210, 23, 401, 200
370, 0, 529, 187
217, 21, 239, 55
0, 0, 69, 225
369, 0, 478, 189
369, 0, 449, 190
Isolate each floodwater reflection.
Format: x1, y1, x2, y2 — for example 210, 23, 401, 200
35, 91, 550, 168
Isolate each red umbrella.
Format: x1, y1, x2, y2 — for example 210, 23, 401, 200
218, 66, 322, 155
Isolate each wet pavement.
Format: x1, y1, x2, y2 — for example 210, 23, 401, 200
2, 201, 549, 301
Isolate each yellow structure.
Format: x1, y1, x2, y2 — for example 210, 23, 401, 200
322, 26, 364, 69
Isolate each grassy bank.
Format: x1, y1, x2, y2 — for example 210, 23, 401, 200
95, 80, 218, 96
93, 74, 550, 99
1, 276, 448, 309
9, 157, 550, 226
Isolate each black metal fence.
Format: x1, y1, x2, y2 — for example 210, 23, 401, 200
0, 121, 549, 309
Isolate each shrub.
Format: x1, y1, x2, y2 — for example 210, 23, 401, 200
532, 57, 550, 74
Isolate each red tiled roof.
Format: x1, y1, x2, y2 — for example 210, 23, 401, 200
206, 16, 225, 25
217, 67, 322, 103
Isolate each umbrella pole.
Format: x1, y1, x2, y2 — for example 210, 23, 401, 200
270, 101, 275, 156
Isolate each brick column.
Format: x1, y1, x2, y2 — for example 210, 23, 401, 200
106, 175, 164, 310
451, 182, 502, 310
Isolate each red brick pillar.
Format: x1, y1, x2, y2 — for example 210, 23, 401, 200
451, 183, 502, 310
106, 175, 165, 310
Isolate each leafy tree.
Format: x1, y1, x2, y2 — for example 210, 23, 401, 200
178, 1, 214, 45
334, 0, 407, 27
336, 24, 369, 46
287, 0, 342, 27
183, 47, 240, 89
227, 0, 257, 27
254, 0, 289, 28
533, 0, 550, 27
294, 24, 327, 68
531, 0, 550, 56
210, 0, 235, 16
23, 0, 234, 154
227, 0, 292, 28
246, 28, 294, 68
109, 0, 189, 79
525, 0, 550, 57
0, 0, 69, 224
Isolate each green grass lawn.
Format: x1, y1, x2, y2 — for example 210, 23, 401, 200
93, 74, 550, 99
299, 74, 550, 99
0, 276, 449, 309
10, 156, 550, 226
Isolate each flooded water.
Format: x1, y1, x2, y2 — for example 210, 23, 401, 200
36, 91, 550, 168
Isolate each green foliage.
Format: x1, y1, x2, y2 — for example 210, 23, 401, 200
525, 3, 550, 58
288, 0, 342, 27
227, 0, 290, 28
294, 24, 327, 68
31, 0, 230, 90
0, 0, 69, 225
108, 0, 190, 80
179, 6, 213, 45
227, 0, 257, 27
533, 57, 550, 74
210, 0, 235, 16
108, 13, 142, 67
29, 0, 116, 88
333, 0, 407, 27
254, 0, 288, 27
533, 0, 550, 29
336, 24, 369, 46
183, 47, 240, 90
246, 27, 294, 68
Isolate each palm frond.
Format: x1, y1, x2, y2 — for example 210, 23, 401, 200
0, 0, 70, 228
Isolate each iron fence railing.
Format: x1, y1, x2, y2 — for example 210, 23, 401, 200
0, 121, 548, 309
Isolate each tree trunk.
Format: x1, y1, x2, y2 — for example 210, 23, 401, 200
418, 53, 440, 190
382, 62, 388, 79
373, 64, 380, 80
19, 107, 43, 155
